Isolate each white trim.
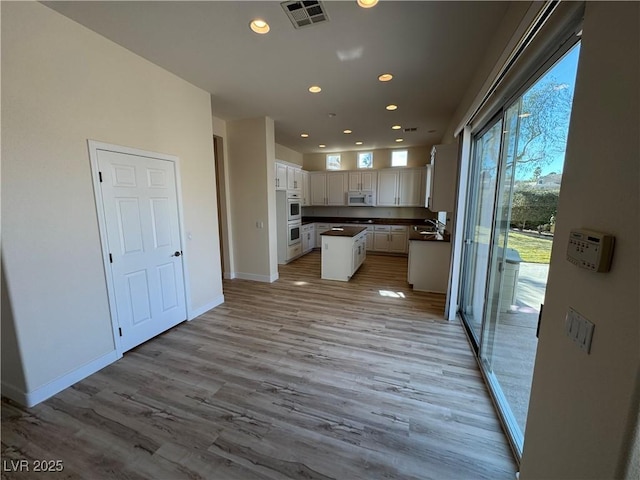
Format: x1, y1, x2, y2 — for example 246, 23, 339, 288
447, 127, 473, 321
187, 295, 225, 320
235, 272, 279, 283
87, 140, 190, 356
224, 271, 236, 280
2, 350, 120, 408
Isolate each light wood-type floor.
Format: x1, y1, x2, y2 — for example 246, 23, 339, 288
1, 252, 517, 479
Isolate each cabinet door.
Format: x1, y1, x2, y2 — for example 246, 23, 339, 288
361, 171, 377, 191
431, 144, 458, 212
326, 172, 346, 205
308, 225, 316, 249
424, 164, 434, 210
310, 173, 327, 205
389, 232, 408, 253
365, 229, 374, 251
287, 166, 302, 191
275, 163, 287, 190
301, 171, 310, 206
302, 228, 310, 252
373, 231, 390, 251
377, 170, 398, 206
348, 172, 361, 192
398, 169, 423, 206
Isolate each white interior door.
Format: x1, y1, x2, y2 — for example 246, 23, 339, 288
97, 149, 187, 352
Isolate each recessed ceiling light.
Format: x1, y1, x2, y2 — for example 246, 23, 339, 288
357, 0, 379, 8
309, 85, 322, 93
386, 104, 398, 111
249, 19, 270, 34
395, 138, 404, 142
343, 129, 352, 134
355, 141, 364, 145
391, 125, 402, 130
300, 133, 309, 138
378, 73, 393, 82
319, 144, 326, 148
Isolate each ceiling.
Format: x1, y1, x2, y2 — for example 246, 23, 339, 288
44, 1, 510, 154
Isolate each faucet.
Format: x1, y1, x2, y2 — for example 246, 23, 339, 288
424, 218, 446, 232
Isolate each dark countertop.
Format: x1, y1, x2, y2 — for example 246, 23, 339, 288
319, 226, 367, 237
302, 216, 429, 226
408, 229, 451, 242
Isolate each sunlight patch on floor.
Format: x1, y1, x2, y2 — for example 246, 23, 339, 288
379, 290, 406, 298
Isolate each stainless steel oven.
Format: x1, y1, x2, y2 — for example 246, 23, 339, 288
287, 193, 301, 222
288, 222, 301, 246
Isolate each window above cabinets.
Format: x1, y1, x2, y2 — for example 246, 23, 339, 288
391, 150, 408, 167
357, 152, 373, 169
326, 154, 341, 170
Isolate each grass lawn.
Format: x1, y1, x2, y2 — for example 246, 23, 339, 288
508, 230, 553, 264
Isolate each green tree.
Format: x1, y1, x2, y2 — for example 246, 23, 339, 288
514, 77, 574, 176
511, 187, 559, 231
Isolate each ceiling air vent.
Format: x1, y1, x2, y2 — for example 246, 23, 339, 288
281, 0, 329, 29
404, 127, 418, 132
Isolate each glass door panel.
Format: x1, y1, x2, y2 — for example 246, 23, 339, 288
460, 119, 503, 346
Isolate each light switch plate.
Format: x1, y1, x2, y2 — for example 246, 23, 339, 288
565, 307, 595, 353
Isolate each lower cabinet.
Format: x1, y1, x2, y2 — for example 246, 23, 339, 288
407, 240, 452, 293
372, 225, 408, 253
302, 224, 316, 253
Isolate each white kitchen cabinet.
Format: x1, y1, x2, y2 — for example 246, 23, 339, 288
427, 143, 458, 212
326, 172, 347, 205
348, 171, 377, 192
301, 170, 311, 206
372, 225, 407, 253
315, 223, 331, 246
310, 173, 327, 205
398, 169, 423, 206
365, 225, 374, 251
287, 166, 302, 192
275, 162, 287, 190
301, 223, 316, 253
408, 239, 452, 293
376, 168, 423, 206
376, 170, 399, 206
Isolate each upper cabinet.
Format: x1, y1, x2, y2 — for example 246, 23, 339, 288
275, 162, 287, 190
310, 172, 347, 206
426, 144, 458, 212
275, 160, 304, 193
301, 170, 311, 206
287, 165, 302, 192
348, 171, 377, 192
377, 168, 424, 207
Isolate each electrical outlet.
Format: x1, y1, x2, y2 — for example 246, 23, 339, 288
565, 308, 595, 353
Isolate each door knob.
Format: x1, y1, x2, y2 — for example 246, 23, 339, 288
173, 251, 182, 257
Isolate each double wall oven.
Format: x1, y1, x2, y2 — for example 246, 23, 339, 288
287, 192, 301, 246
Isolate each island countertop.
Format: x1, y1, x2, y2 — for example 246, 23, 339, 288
319, 226, 367, 237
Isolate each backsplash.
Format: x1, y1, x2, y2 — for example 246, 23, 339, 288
302, 206, 436, 220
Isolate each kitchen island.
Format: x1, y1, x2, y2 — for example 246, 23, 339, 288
320, 226, 367, 281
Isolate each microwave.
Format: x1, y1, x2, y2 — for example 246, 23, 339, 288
347, 192, 374, 206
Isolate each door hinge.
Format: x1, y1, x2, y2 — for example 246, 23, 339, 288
99, 171, 103, 183
109, 253, 113, 263
118, 327, 122, 337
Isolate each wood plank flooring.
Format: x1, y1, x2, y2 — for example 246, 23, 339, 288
1, 252, 517, 479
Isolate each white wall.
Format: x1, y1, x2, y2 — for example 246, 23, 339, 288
520, 3, 639, 478
1, 2, 223, 404
275, 143, 303, 166
226, 117, 278, 282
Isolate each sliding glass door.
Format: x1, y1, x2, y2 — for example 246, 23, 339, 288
459, 43, 580, 455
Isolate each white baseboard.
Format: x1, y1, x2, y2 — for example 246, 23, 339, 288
223, 271, 236, 280
188, 294, 225, 320
235, 272, 279, 283
2, 350, 120, 408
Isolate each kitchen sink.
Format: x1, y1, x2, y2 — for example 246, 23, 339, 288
412, 225, 438, 233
